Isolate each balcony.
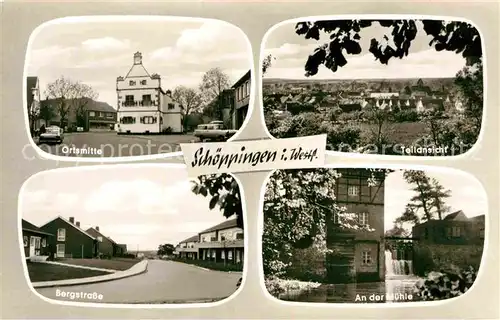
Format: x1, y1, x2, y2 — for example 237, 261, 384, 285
122, 100, 157, 107
196, 239, 244, 249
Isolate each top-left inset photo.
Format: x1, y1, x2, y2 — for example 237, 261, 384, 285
24, 16, 253, 159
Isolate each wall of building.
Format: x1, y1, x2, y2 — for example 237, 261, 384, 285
161, 94, 183, 133
413, 220, 484, 245
218, 227, 243, 241
200, 231, 216, 242
22, 230, 51, 258
40, 219, 95, 258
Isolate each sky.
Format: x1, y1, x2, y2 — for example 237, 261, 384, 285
384, 169, 487, 233
20, 166, 231, 251
263, 20, 472, 80
26, 18, 252, 108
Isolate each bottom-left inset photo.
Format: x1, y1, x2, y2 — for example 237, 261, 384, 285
18, 165, 245, 305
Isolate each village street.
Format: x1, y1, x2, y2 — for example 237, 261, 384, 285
34, 131, 197, 158
36, 260, 242, 304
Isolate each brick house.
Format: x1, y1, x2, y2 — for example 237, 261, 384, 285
326, 168, 386, 283
86, 226, 115, 258
39, 216, 98, 259
412, 210, 485, 245
22, 219, 53, 260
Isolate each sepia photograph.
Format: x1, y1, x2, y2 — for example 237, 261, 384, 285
262, 167, 485, 303
262, 18, 484, 156
19, 166, 244, 304
25, 17, 252, 158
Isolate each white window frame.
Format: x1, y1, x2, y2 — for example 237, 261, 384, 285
358, 212, 369, 226
89, 111, 95, 117
97, 236, 103, 242
57, 228, 66, 241
56, 244, 65, 258
42, 238, 46, 247
228, 250, 233, 259
361, 251, 372, 265
348, 185, 359, 197
452, 226, 461, 237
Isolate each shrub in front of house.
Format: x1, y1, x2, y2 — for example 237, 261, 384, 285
172, 257, 243, 272
265, 277, 322, 298
413, 266, 477, 301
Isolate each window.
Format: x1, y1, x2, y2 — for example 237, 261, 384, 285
142, 95, 152, 106
358, 212, 369, 226
56, 244, 65, 258
125, 95, 135, 106
168, 103, 175, 110
452, 226, 462, 237
348, 185, 359, 197
140, 116, 157, 124
211, 250, 216, 258
97, 236, 103, 242
120, 116, 136, 124
221, 251, 226, 259
42, 238, 46, 247
23, 236, 28, 247
57, 228, 66, 241
129, 80, 136, 86
332, 212, 340, 224
106, 113, 114, 118
89, 111, 95, 117
228, 250, 233, 259
236, 232, 244, 240
140, 80, 147, 85
362, 251, 372, 265
221, 236, 226, 241
246, 81, 250, 96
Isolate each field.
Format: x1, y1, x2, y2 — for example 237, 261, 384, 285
357, 121, 429, 145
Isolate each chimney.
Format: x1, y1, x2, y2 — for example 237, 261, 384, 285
76, 221, 80, 228
133, 51, 142, 65
96, 226, 100, 232
69, 217, 75, 224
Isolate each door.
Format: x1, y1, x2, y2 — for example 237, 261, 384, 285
29, 237, 36, 257
34, 237, 41, 256
56, 244, 65, 258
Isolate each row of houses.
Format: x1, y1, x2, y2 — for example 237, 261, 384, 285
26, 76, 118, 133
174, 218, 244, 265
22, 216, 127, 261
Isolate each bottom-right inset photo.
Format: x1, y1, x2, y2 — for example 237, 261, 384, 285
262, 167, 486, 303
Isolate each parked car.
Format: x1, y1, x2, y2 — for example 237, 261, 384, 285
193, 122, 237, 142
39, 126, 64, 144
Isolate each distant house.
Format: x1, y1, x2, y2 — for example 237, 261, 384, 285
114, 243, 128, 256
22, 219, 53, 260
197, 219, 244, 265
412, 210, 485, 245
40, 216, 98, 259
40, 98, 117, 131
175, 234, 199, 260
86, 226, 114, 258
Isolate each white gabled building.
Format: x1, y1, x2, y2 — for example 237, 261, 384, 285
116, 52, 183, 134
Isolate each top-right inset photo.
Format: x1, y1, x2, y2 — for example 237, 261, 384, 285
262, 18, 484, 157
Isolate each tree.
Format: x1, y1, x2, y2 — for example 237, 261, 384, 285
199, 68, 230, 120
191, 174, 243, 229
38, 102, 56, 126
294, 19, 481, 77
157, 243, 175, 256
262, 54, 275, 75
45, 76, 98, 128
400, 170, 452, 223
172, 86, 203, 130
69, 82, 98, 128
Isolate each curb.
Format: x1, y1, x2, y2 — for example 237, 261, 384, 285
32, 260, 148, 288
37, 261, 118, 273
170, 260, 242, 274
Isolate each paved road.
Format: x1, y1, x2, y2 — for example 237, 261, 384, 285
36, 260, 242, 304
34, 131, 198, 158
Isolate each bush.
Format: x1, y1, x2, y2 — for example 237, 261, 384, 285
265, 277, 322, 298
392, 109, 420, 122
414, 266, 477, 301
171, 257, 243, 272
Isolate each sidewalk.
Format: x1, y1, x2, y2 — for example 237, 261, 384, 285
32, 260, 148, 288
37, 260, 118, 273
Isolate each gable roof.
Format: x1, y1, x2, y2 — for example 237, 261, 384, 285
40, 216, 96, 240
22, 219, 54, 236
41, 98, 116, 113
26, 76, 38, 107
443, 210, 468, 221
86, 227, 115, 243
199, 218, 239, 234
231, 70, 251, 89
179, 234, 199, 244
